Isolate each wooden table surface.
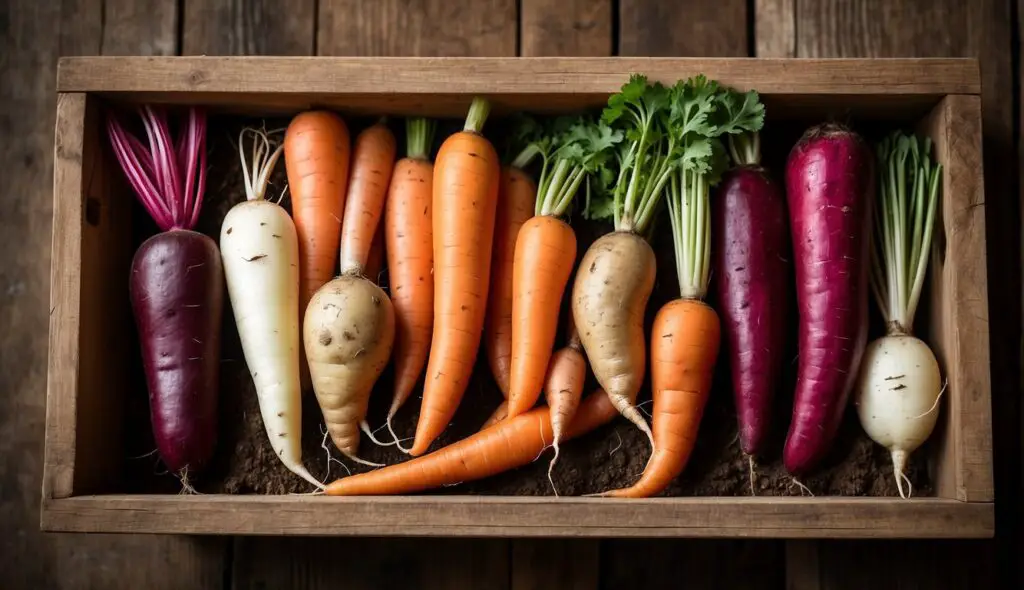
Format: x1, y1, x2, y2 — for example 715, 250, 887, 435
1, 1, 1019, 588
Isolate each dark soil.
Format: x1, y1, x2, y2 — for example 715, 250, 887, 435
120, 114, 933, 498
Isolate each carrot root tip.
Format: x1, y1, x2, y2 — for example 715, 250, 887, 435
385, 414, 412, 454
546, 440, 561, 497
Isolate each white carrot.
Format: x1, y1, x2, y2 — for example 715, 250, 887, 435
220, 126, 322, 489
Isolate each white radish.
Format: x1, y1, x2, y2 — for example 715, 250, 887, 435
855, 131, 943, 499
220, 127, 322, 489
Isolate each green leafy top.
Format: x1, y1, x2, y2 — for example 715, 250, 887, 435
870, 130, 942, 335
583, 74, 763, 241
507, 114, 622, 218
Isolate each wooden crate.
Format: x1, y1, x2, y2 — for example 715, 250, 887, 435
42, 57, 994, 538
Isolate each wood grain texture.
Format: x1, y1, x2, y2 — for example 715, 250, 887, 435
520, 0, 612, 56
316, 0, 517, 56
786, 540, 996, 590
100, 0, 178, 56
603, 540, 784, 589
918, 95, 994, 503
182, 0, 316, 55
619, 0, 748, 56
56, 56, 982, 95
40, 495, 994, 538
755, 0, 796, 57
232, 537, 510, 590
511, 540, 598, 590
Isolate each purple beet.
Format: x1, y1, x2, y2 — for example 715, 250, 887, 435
130, 231, 223, 473
107, 106, 222, 476
783, 123, 874, 475
713, 132, 791, 457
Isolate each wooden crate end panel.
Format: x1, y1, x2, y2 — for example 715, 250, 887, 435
55, 57, 982, 95
39, 496, 995, 539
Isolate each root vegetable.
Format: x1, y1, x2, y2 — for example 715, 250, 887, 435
325, 389, 617, 496
410, 98, 500, 456
384, 117, 437, 450
220, 127, 321, 488
304, 120, 397, 465
855, 131, 944, 498
783, 123, 874, 475
107, 106, 223, 478
543, 319, 587, 490
712, 131, 791, 457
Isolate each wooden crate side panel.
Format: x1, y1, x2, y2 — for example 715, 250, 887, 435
74, 94, 135, 496
39, 496, 994, 538
55, 57, 981, 96
919, 95, 994, 502
44, 92, 88, 501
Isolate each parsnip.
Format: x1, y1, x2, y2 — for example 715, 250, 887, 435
220, 127, 322, 489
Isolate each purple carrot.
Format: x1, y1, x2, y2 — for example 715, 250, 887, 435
712, 131, 790, 457
783, 123, 873, 475
107, 107, 223, 478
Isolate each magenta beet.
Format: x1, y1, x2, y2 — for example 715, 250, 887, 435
782, 123, 873, 475
107, 106, 223, 476
712, 132, 790, 457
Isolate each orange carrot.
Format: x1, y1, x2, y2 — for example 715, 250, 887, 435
409, 98, 500, 456
506, 116, 620, 419
284, 111, 351, 390
483, 166, 536, 400
364, 222, 385, 284
543, 318, 586, 490
326, 389, 616, 496
339, 120, 397, 274
384, 117, 436, 450
601, 299, 720, 497
480, 400, 509, 430
284, 111, 350, 315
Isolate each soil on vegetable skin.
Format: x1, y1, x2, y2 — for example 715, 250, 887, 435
122, 116, 932, 498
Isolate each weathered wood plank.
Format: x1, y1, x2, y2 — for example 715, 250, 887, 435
511, 539, 598, 590
100, 0, 178, 56
232, 537, 510, 590
40, 495, 995, 538
619, 0, 748, 56
755, 0, 795, 57
2, 0, 228, 587
182, 0, 316, 55
786, 541, 995, 590
603, 540, 785, 589
316, 0, 517, 56
520, 0, 612, 57
56, 57, 982, 96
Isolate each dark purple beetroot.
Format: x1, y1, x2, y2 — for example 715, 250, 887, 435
712, 158, 790, 457
783, 123, 873, 475
130, 230, 224, 473
106, 105, 218, 478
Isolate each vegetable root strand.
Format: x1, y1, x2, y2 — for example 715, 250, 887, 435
790, 477, 814, 497
178, 467, 199, 496
386, 413, 413, 454
360, 420, 399, 448
748, 455, 757, 496
909, 379, 946, 420
320, 425, 351, 479
892, 449, 914, 499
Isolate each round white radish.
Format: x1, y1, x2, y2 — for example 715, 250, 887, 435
856, 131, 944, 499
220, 128, 322, 489
855, 334, 941, 497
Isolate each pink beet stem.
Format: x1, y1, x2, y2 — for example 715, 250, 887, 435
105, 105, 207, 232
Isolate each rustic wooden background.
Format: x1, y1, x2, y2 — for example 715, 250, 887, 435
1, 0, 1020, 588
